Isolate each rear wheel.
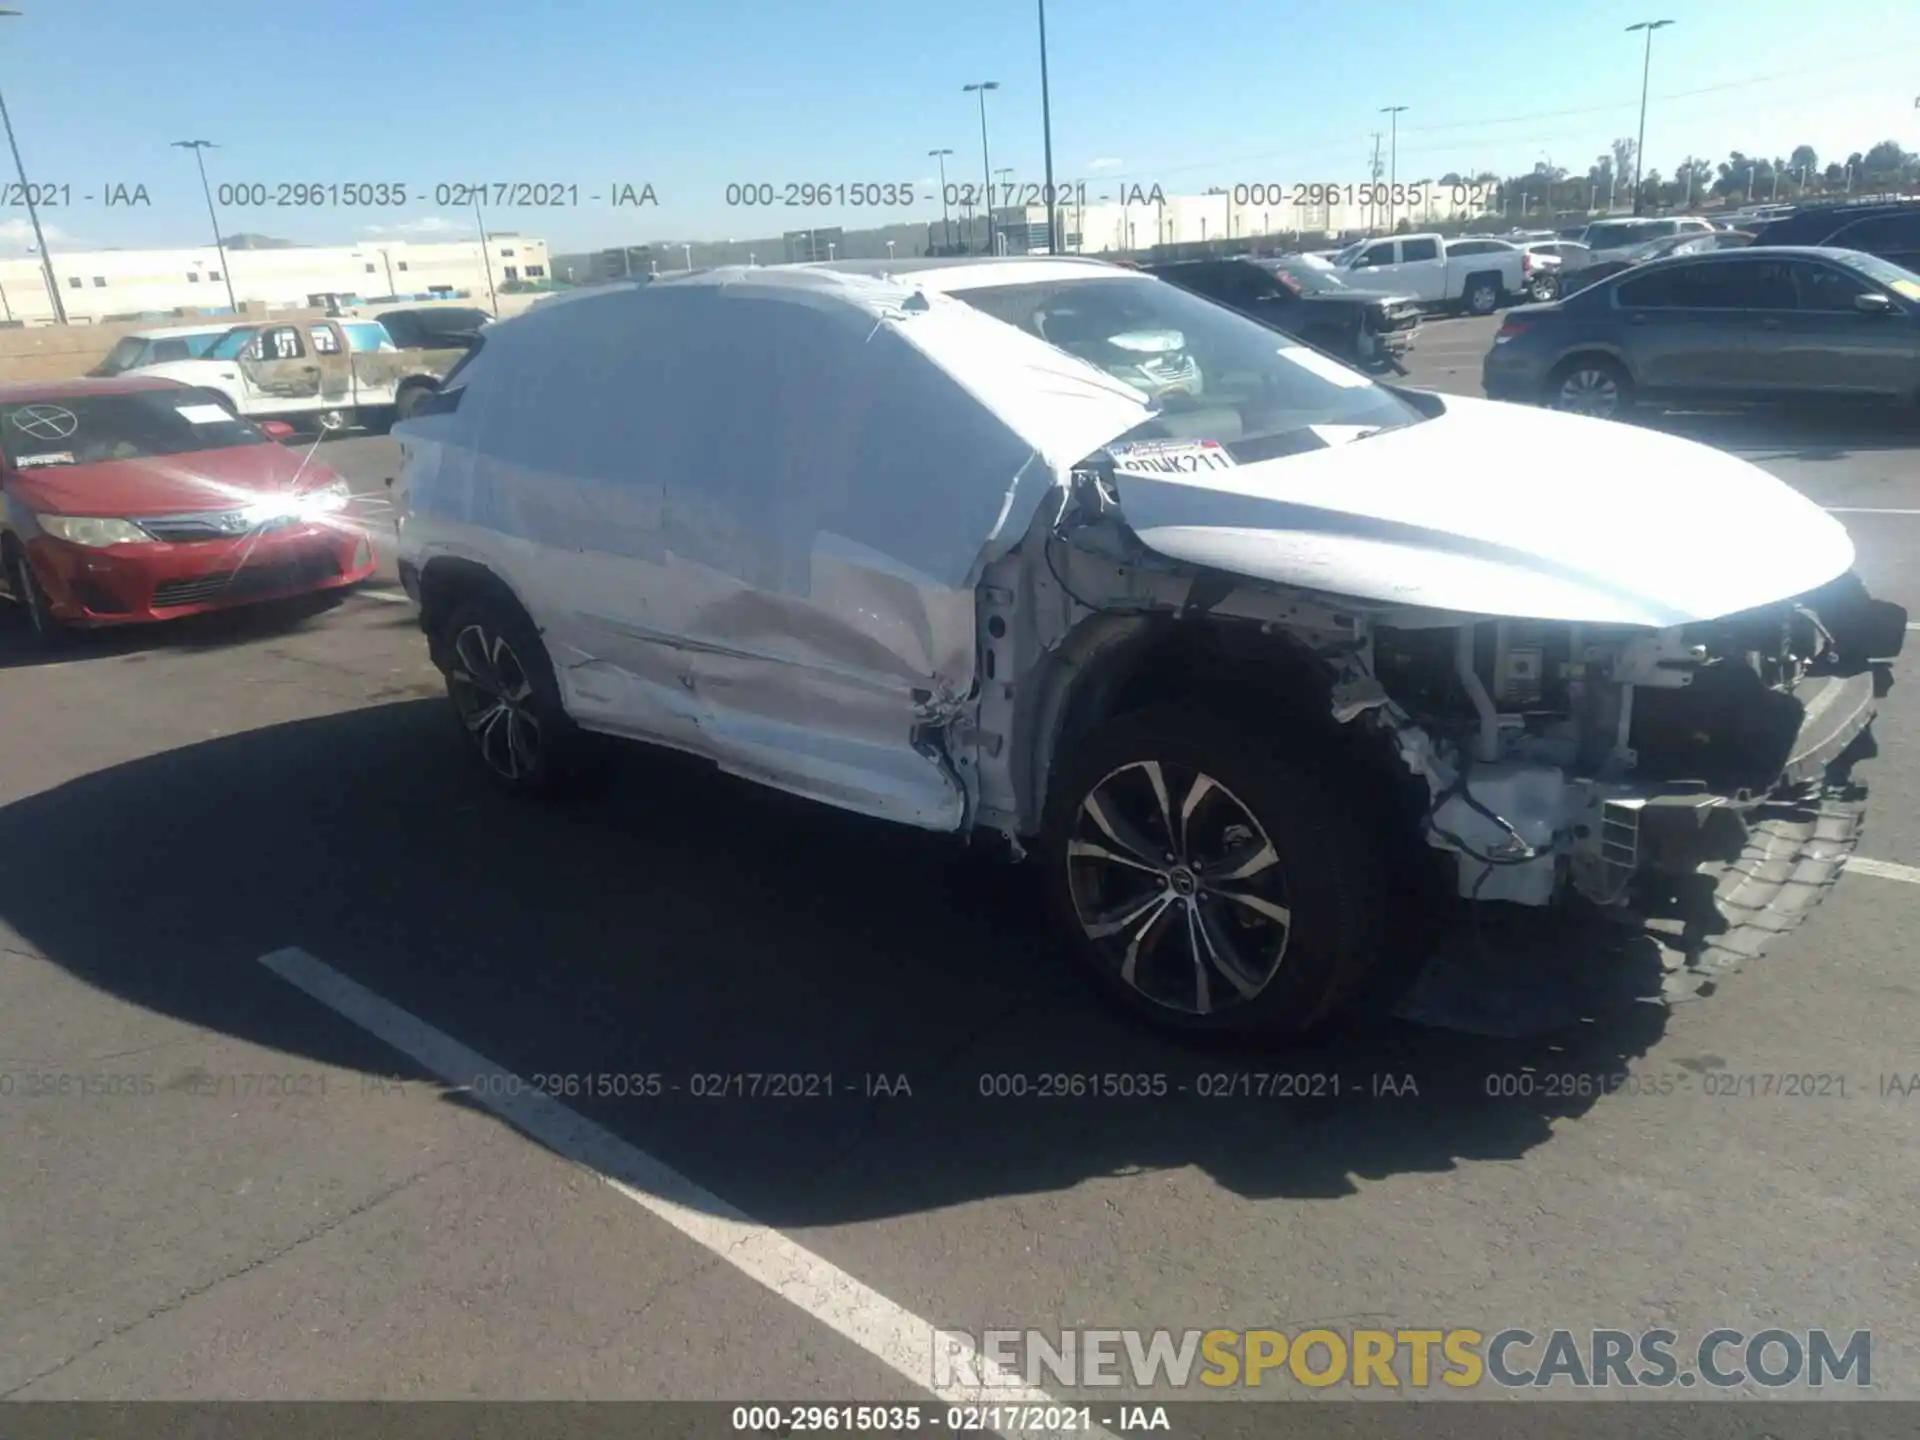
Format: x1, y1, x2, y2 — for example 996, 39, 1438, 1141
1528, 272, 1559, 302
1463, 273, 1503, 315
437, 588, 597, 797
1546, 355, 1634, 419
1041, 704, 1388, 1040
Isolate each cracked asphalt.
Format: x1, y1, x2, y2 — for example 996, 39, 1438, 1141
3, 317, 1919, 1417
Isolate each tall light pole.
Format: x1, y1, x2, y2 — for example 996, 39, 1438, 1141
171, 141, 238, 314
1626, 19, 1674, 216
1037, 0, 1058, 254
963, 81, 999, 253
1, 10, 63, 322
1379, 105, 1407, 233
929, 148, 955, 252
472, 197, 498, 315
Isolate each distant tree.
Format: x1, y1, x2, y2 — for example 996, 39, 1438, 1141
1438, 171, 1464, 186
1611, 136, 1639, 187
1823, 161, 1845, 185
1861, 139, 1913, 181
1789, 144, 1819, 175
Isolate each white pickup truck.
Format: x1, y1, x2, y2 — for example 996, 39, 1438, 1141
1335, 233, 1527, 315
135, 317, 465, 433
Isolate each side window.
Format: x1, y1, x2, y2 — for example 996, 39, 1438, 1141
1792, 262, 1868, 311
150, 339, 192, 363
1615, 269, 1678, 308
1400, 237, 1440, 262
254, 326, 305, 361
1670, 259, 1796, 310
381, 314, 422, 347
309, 325, 341, 355
1356, 242, 1396, 268
1830, 214, 1920, 254
1650, 221, 1679, 238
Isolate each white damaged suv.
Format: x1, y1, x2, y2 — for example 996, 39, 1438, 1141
391, 256, 1907, 1039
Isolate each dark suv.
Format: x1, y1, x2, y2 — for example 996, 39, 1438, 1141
1750, 202, 1920, 272
1143, 257, 1421, 373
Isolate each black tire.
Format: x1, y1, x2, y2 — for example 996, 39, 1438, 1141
1041, 703, 1389, 1040
1545, 354, 1635, 419
1463, 272, 1503, 316
4, 542, 66, 649
436, 588, 598, 797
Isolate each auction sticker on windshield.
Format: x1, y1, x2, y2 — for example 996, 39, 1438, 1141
15, 451, 73, 467
1891, 279, 1920, 302
1109, 439, 1238, 475
175, 404, 235, 425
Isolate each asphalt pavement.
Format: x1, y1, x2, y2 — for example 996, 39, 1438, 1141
4, 325, 1920, 1419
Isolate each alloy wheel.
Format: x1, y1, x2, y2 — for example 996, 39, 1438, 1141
447, 622, 543, 780
1468, 283, 1498, 313
1065, 759, 1292, 1017
1555, 369, 1620, 418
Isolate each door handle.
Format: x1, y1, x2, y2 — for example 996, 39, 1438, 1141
300, 364, 319, 372
1758, 318, 1782, 330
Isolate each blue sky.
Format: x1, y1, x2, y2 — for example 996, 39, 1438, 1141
2, 0, 1915, 257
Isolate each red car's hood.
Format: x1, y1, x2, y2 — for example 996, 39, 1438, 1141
9, 443, 335, 516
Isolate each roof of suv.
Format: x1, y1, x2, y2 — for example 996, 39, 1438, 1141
1754, 200, 1920, 242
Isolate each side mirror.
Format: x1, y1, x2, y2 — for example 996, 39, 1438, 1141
1854, 292, 1895, 315
259, 420, 296, 440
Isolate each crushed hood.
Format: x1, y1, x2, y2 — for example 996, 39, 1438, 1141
1109, 395, 1856, 627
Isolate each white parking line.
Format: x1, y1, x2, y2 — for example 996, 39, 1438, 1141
257, 946, 1106, 1433
354, 588, 412, 604
1845, 856, 1920, 886
1824, 508, 1920, 516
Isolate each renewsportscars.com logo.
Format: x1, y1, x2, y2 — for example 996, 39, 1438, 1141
932, 1327, 1872, 1391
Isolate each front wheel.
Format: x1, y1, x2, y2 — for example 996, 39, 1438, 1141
4, 544, 65, 649
1041, 705, 1388, 1040
1546, 355, 1634, 420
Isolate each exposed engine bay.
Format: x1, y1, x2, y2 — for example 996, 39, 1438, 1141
1329, 580, 1903, 907
1003, 454, 1907, 912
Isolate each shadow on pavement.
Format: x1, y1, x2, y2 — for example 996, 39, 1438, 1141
0, 699, 1677, 1223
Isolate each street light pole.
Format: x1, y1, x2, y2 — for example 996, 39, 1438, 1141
1625, 19, 1674, 216
1378, 105, 1407, 233
171, 141, 238, 314
963, 81, 999, 253
929, 148, 954, 252
1037, 0, 1057, 254
472, 198, 498, 315
0, 10, 64, 323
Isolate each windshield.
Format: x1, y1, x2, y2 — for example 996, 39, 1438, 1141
1268, 263, 1357, 296
204, 326, 262, 360
342, 322, 396, 352
90, 338, 148, 377
1585, 223, 1661, 250
1, 390, 268, 469
1843, 250, 1920, 292
953, 276, 1425, 449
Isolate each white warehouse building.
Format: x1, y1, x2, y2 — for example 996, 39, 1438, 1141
0, 236, 551, 325
996, 184, 1496, 255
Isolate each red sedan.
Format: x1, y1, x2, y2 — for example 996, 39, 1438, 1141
0, 376, 376, 643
